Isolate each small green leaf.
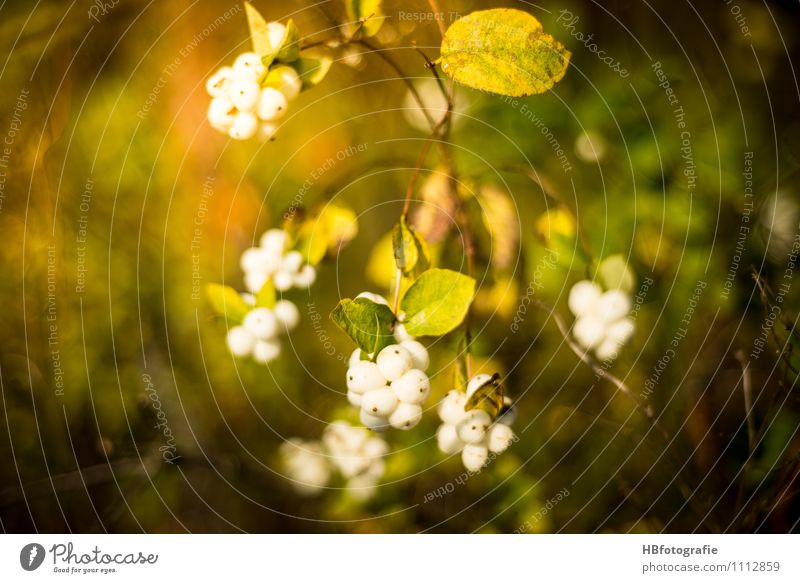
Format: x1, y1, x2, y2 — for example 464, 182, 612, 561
392, 217, 419, 275
465, 373, 504, 418
400, 268, 476, 337
597, 254, 636, 295
244, 2, 274, 61
331, 297, 396, 354
255, 279, 276, 309
276, 19, 300, 63
293, 56, 332, 88
206, 284, 250, 324
347, 0, 384, 37
439, 8, 570, 97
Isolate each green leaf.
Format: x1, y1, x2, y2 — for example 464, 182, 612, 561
276, 19, 300, 63
255, 279, 276, 309
330, 297, 396, 354
400, 268, 476, 337
347, 0, 384, 37
465, 373, 504, 418
597, 254, 636, 295
206, 284, 250, 324
293, 56, 332, 88
438, 8, 570, 97
244, 2, 275, 62
392, 217, 418, 275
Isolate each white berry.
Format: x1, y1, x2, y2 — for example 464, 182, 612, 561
438, 390, 467, 424
568, 280, 603, 318
293, 265, 317, 288
273, 270, 294, 291
252, 339, 281, 363
462, 443, 489, 472
207, 97, 236, 130
596, 290, 632, 322
388, 402, 422, 430
606, 317, 635, 345
466, 373, 493, 399
256, 121, 278, 142
266, 65, 302, 101
346, 361, 386, 394
228, 112, 259, 140
359, 409, 389, 432
281, 250, 304, 273
393, 323, 413, 342
347, 390, 363, 407
230, 78, 261, 112
243, 307, 278, 340
226, 326, 255, 356
399, 340, 429, 371
376, 345, 413, 381
257, 87, 288, 121
437, 423, 463, 454
456, 409, 491, 444
573, 316, 606, 350
361, 387, 399, 417
274, 300, 300, 330
206, 66, 234, 98
487, 423, 514, 454
244, 270, 268, 294
260, 229, 288, 254
232, 52, 265, 81
594, 338, 621, 361
390, 369, 430, 404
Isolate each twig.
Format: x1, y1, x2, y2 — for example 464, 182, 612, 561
735, 349, 756, 453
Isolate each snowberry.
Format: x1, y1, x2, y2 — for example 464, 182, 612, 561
362, 436, 389, 459
281, 250, 304, 274
256, 87, 288, 121
226, 326, 255, 356
361, 387, 399, 417
206, 66, 234, 98
438, 390, 467, 424
376, 344, 413, 381
229, 78, 261, 112
266, 65, 302, 101
207, 97, 236, 130
399, 340, 429, 371
456, 409, 491, 444
241, 293, 256, 306
594, 339, 620, 361
241, 247, 274, 273
243, 307, 278, 339
356, 292, 390, 306
466, 373, 493, 399
256, 121, 278, 142
568, 280, 603, 317
267, 22, 287, 50
359, 409, 389, 432
244, 270, 269, 294
280, 439, 331, 494
390, 369, 430, 404
293, 264, 317, 288
347, 391, 363, 407
393, 323, 413, 342
346, 361, 386, 394
437, 423, 464, 454
252, 339, 281, 363
596, 290, 632, 323
272, 270, 294, 291
606, 317, 635, 345
274, 300, 300, 330
388, 402, 422, 430
323, 420, 367, 452
232, 52, 266, 81
260, 229, 288, 254
462, 443, 489, 472
498, 398, 517, 426
487, 423, 514, 454
228, 112, 259, 140
573, 316, 606, 350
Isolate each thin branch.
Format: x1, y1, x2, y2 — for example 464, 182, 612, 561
735, 349, 757, 453
426, 0, 448, 38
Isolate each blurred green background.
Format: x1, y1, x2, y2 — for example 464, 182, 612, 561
1, 0, 800, 533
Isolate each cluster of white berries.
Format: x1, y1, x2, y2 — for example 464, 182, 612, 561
240, 228, 317, 293
206, 23, 302, 141
225, 299, 299, 363
345, 293, 432, 432
568, 280, 635, 361
436, 374, 516, 472
280, 421, 388, 499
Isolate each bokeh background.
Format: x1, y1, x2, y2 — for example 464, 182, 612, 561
1, 0, 800, 533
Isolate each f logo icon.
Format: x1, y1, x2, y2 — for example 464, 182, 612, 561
20, 543, 45, 571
